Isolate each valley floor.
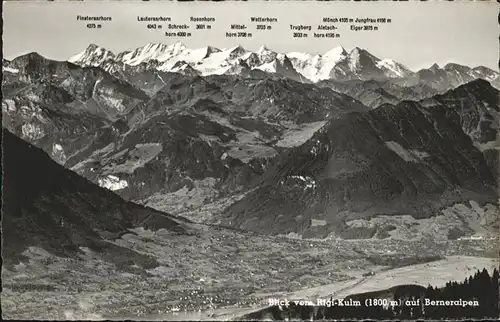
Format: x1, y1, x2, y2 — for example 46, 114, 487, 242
2, 229, 498, 320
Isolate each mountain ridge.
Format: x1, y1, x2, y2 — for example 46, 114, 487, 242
65, 42, 499, 86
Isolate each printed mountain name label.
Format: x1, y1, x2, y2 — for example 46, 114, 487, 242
190, 16, 215, 22
317, 25, 338, 30
137, 16, 172, 22
250, 17, 278, 23
290, 24, 312, 31
76, 15, 112, 21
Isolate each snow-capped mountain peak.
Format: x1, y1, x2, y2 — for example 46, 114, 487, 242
121, 42, 187, 66
348, 47, 380, 64
276, 53, 288, 62
285, 46, 347, 82
144, 42, 168, 52
68, 43, 115, 67
257, 45, 270, 53
257, 45, 277, 64
168, 41, 187, 55
226, 45, 248, 61
324, 46, 392, 80
376, 59, 413, 78
226, 45, 245, 53
287, 51, 315, 61
323, 46, 347, 60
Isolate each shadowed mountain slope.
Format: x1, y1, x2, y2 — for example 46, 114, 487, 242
2, 129, 189, 267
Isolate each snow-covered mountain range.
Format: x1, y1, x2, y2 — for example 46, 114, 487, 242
68, 42, 500, 85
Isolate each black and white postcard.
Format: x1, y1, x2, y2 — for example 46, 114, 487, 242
2, 0, 499, 320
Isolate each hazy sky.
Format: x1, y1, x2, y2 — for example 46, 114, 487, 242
3, 1, 498, 71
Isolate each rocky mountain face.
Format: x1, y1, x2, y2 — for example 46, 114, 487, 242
2, 129, 190, 268
3, 53, 148, 119
67, 42, 499, 91
2, 54, 153, 166
217, 79, 500, 238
